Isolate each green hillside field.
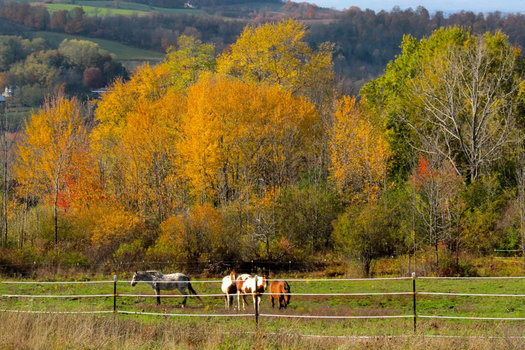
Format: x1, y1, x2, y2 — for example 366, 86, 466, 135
32, 1, 203, 15
30, 31, 165, 62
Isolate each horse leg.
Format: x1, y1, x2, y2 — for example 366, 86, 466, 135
155, 286, 161, 305
271, 296, 275, 308
181, 288, 187, 308
225, 294, 228, 310
242, 294, 247, 310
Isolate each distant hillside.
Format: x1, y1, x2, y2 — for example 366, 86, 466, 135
122, 0, 283, 9
31, 31, 164, 62
1, 1, 525, 94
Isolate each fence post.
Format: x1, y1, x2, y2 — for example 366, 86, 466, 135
113, 275, 117, 313
254, 275, 259, 329
412, 272, 417, 333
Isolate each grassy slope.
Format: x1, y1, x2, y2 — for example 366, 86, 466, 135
29, 31, 164, 61
32, 1, 202, 15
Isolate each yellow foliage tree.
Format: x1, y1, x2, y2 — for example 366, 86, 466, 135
91, 60, 187, 220
164, 35, 216, 90
217, 19, 334, 105
152, 203, 223, 263
329, 96, 390, 202
91, 63, 172, 183
15, 96, 86, 244
120, 90, 186, 220
179, 74, 319, 204
87, 202, 144, 261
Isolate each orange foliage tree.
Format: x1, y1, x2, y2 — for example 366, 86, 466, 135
179, 74, 319, 205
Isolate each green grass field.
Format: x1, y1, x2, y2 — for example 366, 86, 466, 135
29, 31, 164, 62
32, 1, 203, 16
3, 275, 525, 340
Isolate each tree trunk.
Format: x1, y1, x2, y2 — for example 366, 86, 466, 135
54, 189, 58, 245
362, 257, 371, 277
434, 243, 439, 271
2, 101, 7, 247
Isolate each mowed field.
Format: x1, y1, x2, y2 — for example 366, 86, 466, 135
31, 1, 203, 16
30, 31, 165, 62
2, 276, 525, 348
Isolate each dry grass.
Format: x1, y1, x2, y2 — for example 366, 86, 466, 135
1, 313, 525, 349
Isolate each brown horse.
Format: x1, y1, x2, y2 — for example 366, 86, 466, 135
269, 280, 291, 309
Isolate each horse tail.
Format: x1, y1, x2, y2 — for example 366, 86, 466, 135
284, 281, 291, 305
188, 281, 202, 302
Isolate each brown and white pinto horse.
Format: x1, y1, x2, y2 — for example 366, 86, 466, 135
221, 270, 237, 310
237, 274, 267, 311
235, 274, 251, 310
269, 280, 291, 309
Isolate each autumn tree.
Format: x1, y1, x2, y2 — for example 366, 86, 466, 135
92, 63, 187, 220
1, 97, 8, 246
332, 188, 409, 276
179, 74, 319, 205
217, 19, 335, 106
149, 203, 225, 264
91, 34, 220, 220
164, 35, 216, 90
411, 153, 464, 269
91, 63, 172, 206
329, 96, 390, 202
119, 90, 186, 220
15, 96, 86, 244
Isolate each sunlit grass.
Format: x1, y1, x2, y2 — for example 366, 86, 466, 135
3, 276, 525, 341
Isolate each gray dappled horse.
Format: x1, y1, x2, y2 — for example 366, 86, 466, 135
131, 271, 201, 307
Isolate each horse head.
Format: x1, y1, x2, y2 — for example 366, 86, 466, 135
256, 274, 268, 292
261, 272, 269, 289
131, 271, 138, 286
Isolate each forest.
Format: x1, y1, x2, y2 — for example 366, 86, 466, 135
0, 13, 524, 277
0, 35, 127, 107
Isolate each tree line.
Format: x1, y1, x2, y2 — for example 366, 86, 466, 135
1, 19, 524, 277
0, 35, 127, 108
1, 1, 525, 94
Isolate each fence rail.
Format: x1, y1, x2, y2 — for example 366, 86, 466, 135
3, 274, 525, 335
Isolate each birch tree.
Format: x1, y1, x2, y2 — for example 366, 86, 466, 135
15, 96, 86, 244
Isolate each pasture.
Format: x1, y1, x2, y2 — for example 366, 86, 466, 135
32, 1, 202, 16
3, 275, 525, 348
